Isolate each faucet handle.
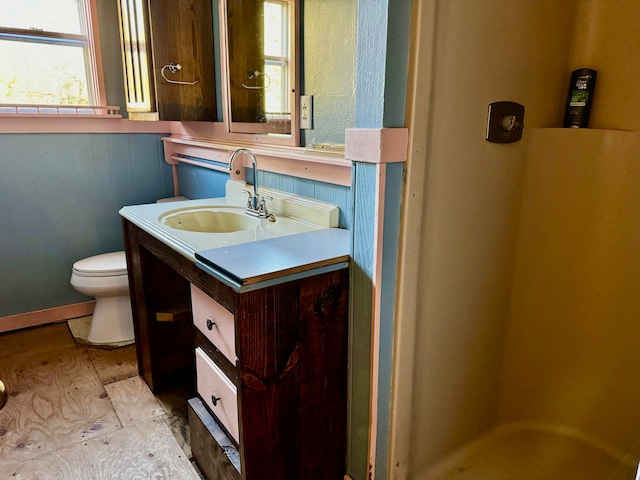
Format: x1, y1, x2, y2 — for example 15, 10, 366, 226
258, 195, 272, 215
244, 190, 253, 208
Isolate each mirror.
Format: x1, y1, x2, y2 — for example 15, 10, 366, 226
219, 0, 299, 143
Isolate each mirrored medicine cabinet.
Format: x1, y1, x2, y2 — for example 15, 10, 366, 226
219, 0, 300, 145
118, 0, 300, 145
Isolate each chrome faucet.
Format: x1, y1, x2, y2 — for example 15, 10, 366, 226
228, 148, 271, 218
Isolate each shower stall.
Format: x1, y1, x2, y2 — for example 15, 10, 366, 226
414, 129, 640, 479
392, 1, 640, 478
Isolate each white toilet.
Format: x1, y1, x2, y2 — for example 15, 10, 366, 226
70, 251, 134, 344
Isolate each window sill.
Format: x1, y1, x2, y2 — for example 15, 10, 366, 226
0, 104, 122, 116
0, 113, 123, 119
0, 116, 173, 134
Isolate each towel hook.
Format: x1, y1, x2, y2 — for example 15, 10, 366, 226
242, 70, 271, 90
161, 63, 198, 85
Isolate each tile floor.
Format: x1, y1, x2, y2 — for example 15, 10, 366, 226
0, 321, 203, 479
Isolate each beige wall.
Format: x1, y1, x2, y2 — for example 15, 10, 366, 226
394, 1, 579, 476
498, 0, 640, 458
499, 128, 640, 456
395, 0, 640, 477
569, 0, 640, 130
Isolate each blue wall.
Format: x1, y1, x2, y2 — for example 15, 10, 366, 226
0, 133, 173, 317
350, 1, 411, 478
256, 170, 352, 230
176, 161, 229, 200
0, 132, 349, 320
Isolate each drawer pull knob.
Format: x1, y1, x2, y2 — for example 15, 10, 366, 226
206, 318, 217, 330
211, 395, 221, 406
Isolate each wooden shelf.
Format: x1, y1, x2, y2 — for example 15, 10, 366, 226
155, 305, 191, 322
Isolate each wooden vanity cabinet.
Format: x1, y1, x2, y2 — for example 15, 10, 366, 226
117, 0, 216, 121
121, 218, 349, 479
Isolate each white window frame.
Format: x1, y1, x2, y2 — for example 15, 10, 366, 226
0, 0, 111, 114
264, 0, 289, 116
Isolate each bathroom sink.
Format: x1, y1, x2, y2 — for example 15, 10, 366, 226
159, 206, 260, 233
120, 182, 338, 258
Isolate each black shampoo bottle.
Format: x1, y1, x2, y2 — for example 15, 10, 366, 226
563, 68, 597, 128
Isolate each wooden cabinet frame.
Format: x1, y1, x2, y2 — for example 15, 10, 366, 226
122, 218, 349, 479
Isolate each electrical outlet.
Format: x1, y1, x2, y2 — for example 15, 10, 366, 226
300, 95, 313, 129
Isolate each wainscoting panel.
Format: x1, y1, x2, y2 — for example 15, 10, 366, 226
176, 162, 229, 200
0, 133, 173, 319
257, 169, 352, 230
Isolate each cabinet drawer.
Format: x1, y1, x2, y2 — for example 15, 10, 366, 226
196, 347, 239, 443
191, 284, 236, 364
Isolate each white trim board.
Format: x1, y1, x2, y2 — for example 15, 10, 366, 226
0, 301, 96, 334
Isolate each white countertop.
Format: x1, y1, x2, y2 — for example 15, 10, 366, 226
119, 197, 324, 260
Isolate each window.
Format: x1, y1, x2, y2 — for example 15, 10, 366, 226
263, 1, 289, 116
0, 0, 111, 113
225, 0, 294, 135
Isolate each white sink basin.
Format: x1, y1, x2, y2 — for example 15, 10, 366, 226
159, 206, 260, 233
120, 181, 339, 259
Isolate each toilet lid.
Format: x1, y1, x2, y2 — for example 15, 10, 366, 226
72, 251, 128, 277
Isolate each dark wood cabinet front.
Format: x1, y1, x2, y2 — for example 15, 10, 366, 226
122, 218, 349, 479
118, 0, 216, 121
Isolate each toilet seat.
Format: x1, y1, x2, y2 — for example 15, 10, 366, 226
72, 252, 128, 277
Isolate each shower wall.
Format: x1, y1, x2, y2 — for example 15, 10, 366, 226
569, 0, 640, 131
403, 1, 579, 475
498, 0, 640, 456
499, 128, 640, 456
399, 1, 640, 477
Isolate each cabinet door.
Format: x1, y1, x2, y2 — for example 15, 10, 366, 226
118, 0, 217, 121
148, 0, 217, 121
226, 0, 265, 124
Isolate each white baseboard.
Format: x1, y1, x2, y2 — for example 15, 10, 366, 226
0, 301, 96, 334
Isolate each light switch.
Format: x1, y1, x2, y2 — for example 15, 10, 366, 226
300, 95, 313, 129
